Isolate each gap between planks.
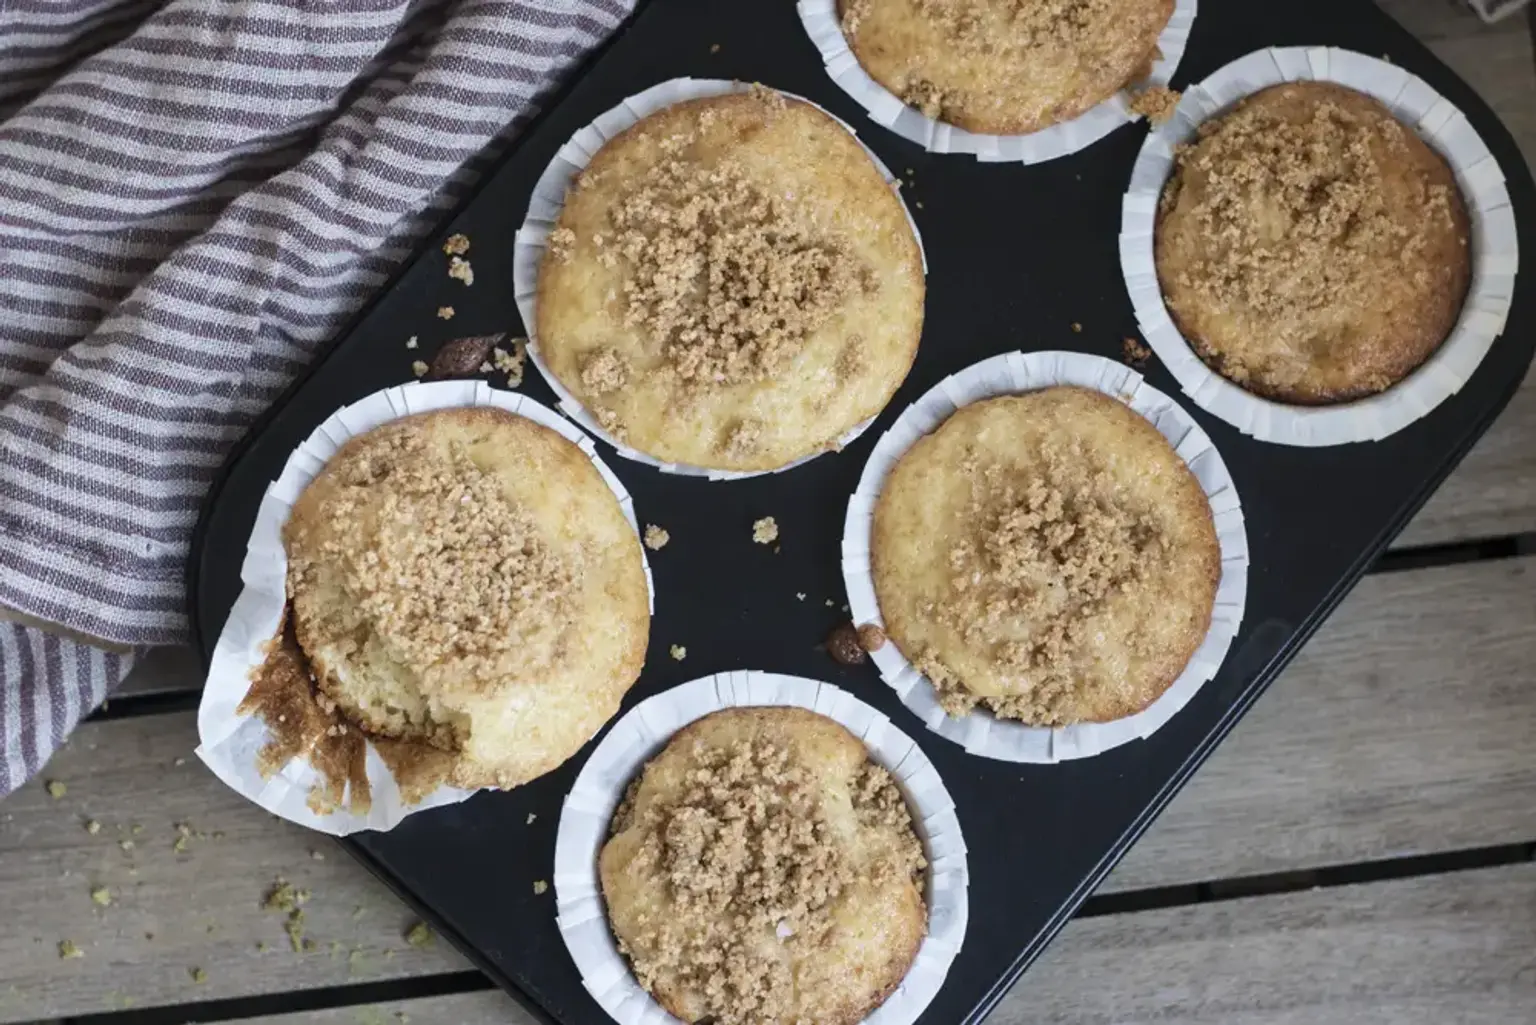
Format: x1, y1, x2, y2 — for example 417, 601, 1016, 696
122, 862, 1536, 1025
3, 556, 1533, 1022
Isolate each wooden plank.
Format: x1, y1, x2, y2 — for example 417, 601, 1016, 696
1105, 555, 1536, 892
1384, 0, 1536, 546
207, 863, 1536, 1024
1397, 369, 1536, 547
0, 711, 469, 1024
4, 558, 1533, 1020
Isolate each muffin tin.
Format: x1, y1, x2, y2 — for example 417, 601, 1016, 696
189, 0, 1535, 1022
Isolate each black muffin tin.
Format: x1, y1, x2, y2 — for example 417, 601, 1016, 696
189, 1, 1536, 1022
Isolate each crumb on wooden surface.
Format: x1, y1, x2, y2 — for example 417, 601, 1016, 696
90, 886, 112, 907
189, 967, 207, 984
405, 922, 434, 948
46, 780, 66, 799
752, 516, 779, 545
84, 819, 100, 835
58, 939, 82, 959
643, 524, 669, 551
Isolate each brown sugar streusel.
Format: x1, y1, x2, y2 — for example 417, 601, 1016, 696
873, 389, 1220, 726
1129, 85, 1180, 124
1155, 82, 1470, 404
535, 90, 923, 473
839, 0, 1175, 134
600, 708, 926, 1025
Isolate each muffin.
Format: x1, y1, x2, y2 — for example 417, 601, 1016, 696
600, 707, 928, 1025
1155, 81, 1472, 404
872, 387, 1219, 725
837, 0, 1175, 134
283, 407, 649, 790
536, 87, 924, 472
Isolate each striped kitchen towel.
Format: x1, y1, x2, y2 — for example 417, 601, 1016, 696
0, 0, 634, 794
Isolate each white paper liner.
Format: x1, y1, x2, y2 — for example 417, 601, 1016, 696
554, 673, 969, 1025
513, 77, 927, 480
797, 0, 1197, 163
194, 381, 656, 836
841, 351, 1249, 763
1121, 46, 1522, 447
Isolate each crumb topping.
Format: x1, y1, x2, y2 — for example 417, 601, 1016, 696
669, 644, 687, 661
842, 0, 1171, 135
286, 427, 582, 694
581, 347, 631, 394
492, 338, 527, 387
594, 142, 874, 390
721, 418, 762, 459
436, 306, 455, 320
614, 740, 922, 1025
1162, 86, 1463, 395
1129, 85, 1180, 124
548, 227, 577, 263
448, 256, 474, 286
643, 524, 670, 551
442, 234, 470, 257
751, 516, 779, 545
923, 453, 1167, 723
904, 0, 1123, 55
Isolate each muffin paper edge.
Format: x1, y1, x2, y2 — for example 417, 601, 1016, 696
840, 351, 1250, 763
1120, 46, 1521, 447
553, 672, 969, 1025
511, 77, 926, 481
796, 0, 1198, 164
194, 381, 655, 836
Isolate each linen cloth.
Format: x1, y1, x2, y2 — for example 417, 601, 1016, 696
0, 0, 634, 794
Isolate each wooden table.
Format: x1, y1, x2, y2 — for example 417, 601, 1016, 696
3, 4, 1533, 1023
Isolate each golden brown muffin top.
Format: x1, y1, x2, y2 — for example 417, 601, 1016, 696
600, 707, 927, 1025
284, 407, 649, 790
1155, 81, 1471, 404
839, 0, 1174, 134
872, 388, 1220, 726
536, 88, 924, 472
